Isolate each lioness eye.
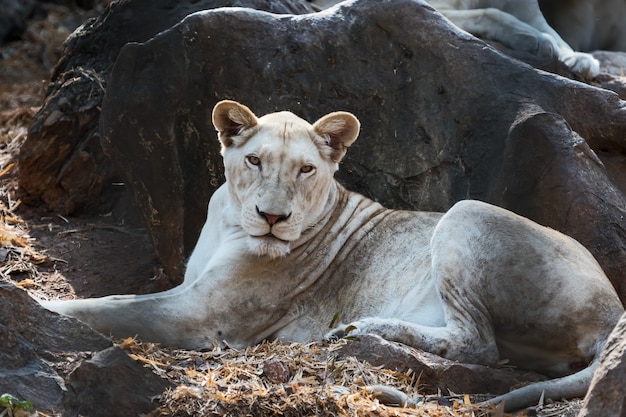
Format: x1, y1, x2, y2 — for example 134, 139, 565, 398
301, 165, 314, 174
247, 155, 261, 166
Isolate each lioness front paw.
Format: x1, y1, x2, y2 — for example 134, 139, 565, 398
326, 317, 393, 340
326, 321, 363, 340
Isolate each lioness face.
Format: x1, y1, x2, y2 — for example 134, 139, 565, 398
212, 100, 360, 258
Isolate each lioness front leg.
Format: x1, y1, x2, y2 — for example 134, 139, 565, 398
40, 291, 215, 348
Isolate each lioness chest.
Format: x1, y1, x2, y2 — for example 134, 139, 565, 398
268, 193, 447, 341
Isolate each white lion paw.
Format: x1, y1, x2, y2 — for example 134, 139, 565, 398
561, 51, 600, 79
326, 321, 363, 340
326, 317, 394, 340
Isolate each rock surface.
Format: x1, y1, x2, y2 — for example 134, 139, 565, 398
593, 51, 626, 99
578, 312, 626, 417
99, 0, 626, 296
339, 334, 546, 396
63, 346, 171, 417
0, 282, 171, 416
18, 0, 314, 217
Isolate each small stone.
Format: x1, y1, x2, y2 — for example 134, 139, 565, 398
262, 359, 291, 383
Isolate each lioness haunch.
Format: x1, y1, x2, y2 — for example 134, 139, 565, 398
42, 100, 623, 411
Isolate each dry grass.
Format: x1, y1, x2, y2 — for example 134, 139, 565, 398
115, 338, 583, 417
0, 1, 79, 278
119, 337, 511, 417
0, 109, 47, 282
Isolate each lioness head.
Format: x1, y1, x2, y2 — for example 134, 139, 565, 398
212, 100, 360, 258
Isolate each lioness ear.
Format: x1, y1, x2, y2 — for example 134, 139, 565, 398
212, 100, 258, 147
313, 111, 360, 163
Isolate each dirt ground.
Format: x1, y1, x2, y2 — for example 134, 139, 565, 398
0, 3, 170, 302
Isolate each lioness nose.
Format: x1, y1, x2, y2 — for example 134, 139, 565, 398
256, 207, 290, 226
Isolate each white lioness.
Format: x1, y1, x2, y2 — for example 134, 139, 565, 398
43, 101, 623, 411
312, 0, 600, 79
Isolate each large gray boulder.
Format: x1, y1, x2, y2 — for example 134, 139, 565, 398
0, 282, 171, 416
18, 0, 314, 217
99, 0, 626, 297
578, 312, 626, 417
339, 334, 546, 396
